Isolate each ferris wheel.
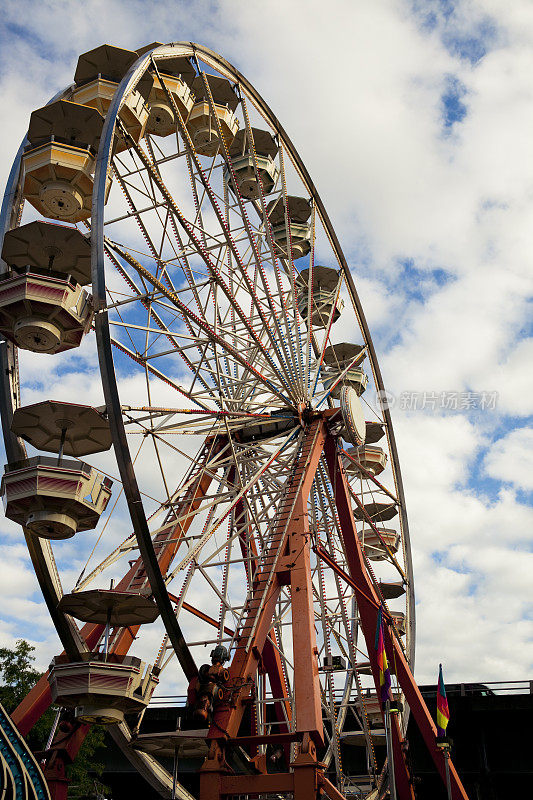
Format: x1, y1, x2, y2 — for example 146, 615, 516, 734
0, 42, 468, 800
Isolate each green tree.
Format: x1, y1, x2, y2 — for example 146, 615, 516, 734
67, 723, 108, 800
0, 639, 110, 799
0, 638, 54, 752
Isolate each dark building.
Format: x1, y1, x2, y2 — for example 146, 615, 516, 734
97, 681, 533, 799
407, 681, 533, 799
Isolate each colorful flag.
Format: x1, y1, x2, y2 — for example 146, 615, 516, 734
375, 605, 391, 705
437, 663, 450, 738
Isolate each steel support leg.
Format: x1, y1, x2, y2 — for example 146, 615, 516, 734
324, 434, 469, 800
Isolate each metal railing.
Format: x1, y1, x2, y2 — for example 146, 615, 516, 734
148, 679, 533, 708
4, 455, 91, 474
419, 679, 533, 697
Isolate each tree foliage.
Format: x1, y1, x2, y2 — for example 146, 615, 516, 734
0, 638, 54, 751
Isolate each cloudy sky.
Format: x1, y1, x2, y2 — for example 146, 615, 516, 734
0, 0, 532, 689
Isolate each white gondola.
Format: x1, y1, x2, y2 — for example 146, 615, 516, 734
0, 222, 95, 353
225, 127, 279, 198
360, 528, 400, 561
343, 445, 387, 477
71, 44, 153, 151
187, 74, 239, 156
0, 271, 92, 354
297, 265, 344, 327
21, 100, 111, 223
137, 52, 196, 137
322, 342, 368, 397
391, 610, 407, 636
267, 195, 312, 259
3, 401, 113, 539
48, 653, 159, 725
1, 456, 112, 539
354, 692, 402, 727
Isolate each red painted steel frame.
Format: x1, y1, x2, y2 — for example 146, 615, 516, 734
9, 421, 470, 800
234, 492, 293, 753
324, 434, 469, 800
200, 420, 327, 799
207, 420, 326, 741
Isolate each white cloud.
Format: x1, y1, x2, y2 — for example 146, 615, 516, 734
484, 427, 533, 491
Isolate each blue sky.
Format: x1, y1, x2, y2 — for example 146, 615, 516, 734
0, 0, 532, 687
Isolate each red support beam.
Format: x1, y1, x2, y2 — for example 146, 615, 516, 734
207, 420, 326, 742
286, 495, 323, 741
235, 495, 293, 740
201, 420, 327, 798
324, 434, 469, 800
214, 738, 326, 799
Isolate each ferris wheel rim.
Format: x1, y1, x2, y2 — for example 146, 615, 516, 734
91, 39, 414, 664
0, 40, 416, 796
91, 41, 414, 780
0, 48, 414, 658
0, 86, 95, 663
